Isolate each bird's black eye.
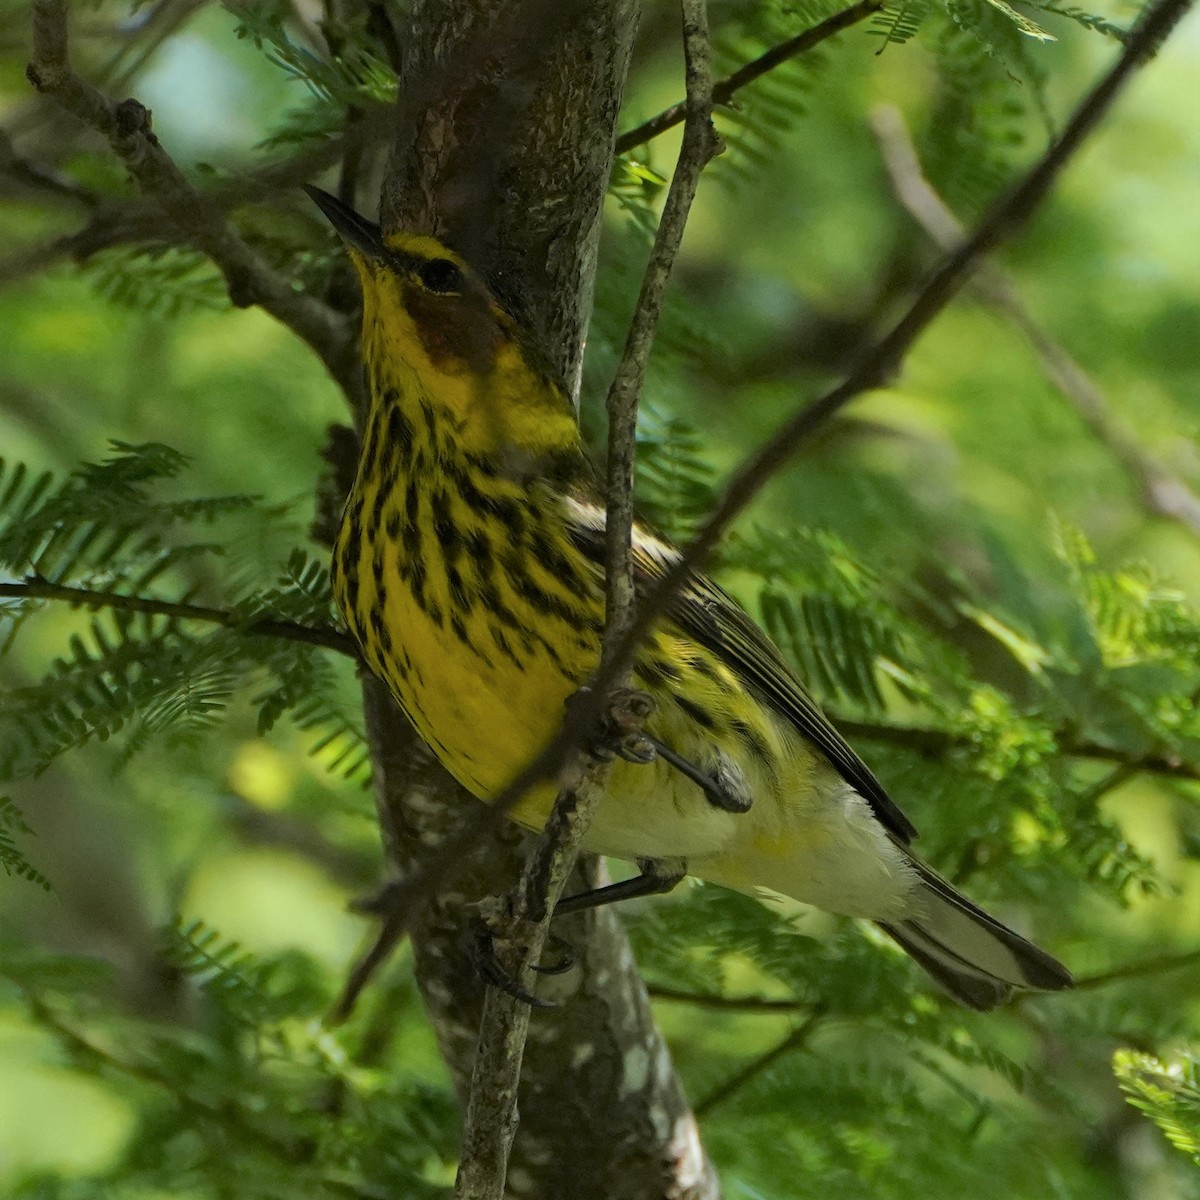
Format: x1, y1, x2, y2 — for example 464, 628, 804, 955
417, 257, 464, 295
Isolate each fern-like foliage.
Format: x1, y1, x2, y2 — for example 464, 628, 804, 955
608, 155, 669, 241
725, 524, 962, 713
79, 245, 228, 317
635, 405, 720, 541
0, 795, 49, 890
0, 446, 370, 853
707, 0, 846, 191
0, 441, 252, 585
163, 917, 327, 1026
234, 2, 396, 153
1025, 1, 1130, 41
870, 0, 937, 48
1115, 1049, 1200, 1167
234, 4, 396, 104
918, 14, 1034, 216
2, 928, 456, 1199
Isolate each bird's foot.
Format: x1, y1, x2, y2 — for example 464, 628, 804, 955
566, 685, 657, 764
565, 687, 752, 813
468, 904, 576, 1009
646, 738, 753, 814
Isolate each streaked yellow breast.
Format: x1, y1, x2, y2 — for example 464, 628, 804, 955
331, 377, 795, 865
332, 389, 603, 801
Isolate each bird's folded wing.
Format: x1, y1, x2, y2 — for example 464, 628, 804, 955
564, 495, 919, 844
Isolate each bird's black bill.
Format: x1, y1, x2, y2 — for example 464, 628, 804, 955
304, 185, 384, 258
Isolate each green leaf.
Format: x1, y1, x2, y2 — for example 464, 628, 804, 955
1115, 1048, 1200, 1165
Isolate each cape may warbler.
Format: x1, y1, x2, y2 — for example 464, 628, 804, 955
309, 187, 1071, 1010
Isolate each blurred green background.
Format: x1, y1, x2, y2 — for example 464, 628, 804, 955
2, 1, 1199, 1197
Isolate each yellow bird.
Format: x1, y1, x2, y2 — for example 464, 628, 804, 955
308, 187, 1072, 1010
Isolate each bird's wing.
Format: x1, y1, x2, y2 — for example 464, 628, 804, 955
563, 496, 919, 844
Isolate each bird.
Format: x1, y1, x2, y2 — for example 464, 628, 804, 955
307, 185, 1072, 1010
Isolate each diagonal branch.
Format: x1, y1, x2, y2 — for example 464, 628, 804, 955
694, 1007, 825, 1117
835, 715, 1200, 785
452, 5, 721, 1197
622, 0, 1195, 669
0, 131, 358, 290
1071, 947, 1200, 991
0, 126, 101, 206
870, 103, 1200, 539
616, 0, 881, 153
25, 0, 356, 391
333, 0, 1195, 1025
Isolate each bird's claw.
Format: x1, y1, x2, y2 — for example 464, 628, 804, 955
530, 932, 576, 976
468, 915, 565, 1008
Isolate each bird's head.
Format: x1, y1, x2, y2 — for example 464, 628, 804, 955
306, 186, 579, 466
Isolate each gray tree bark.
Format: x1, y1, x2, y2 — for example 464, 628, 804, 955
353, 1, 721, 1196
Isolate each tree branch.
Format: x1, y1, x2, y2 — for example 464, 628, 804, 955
0, 578, 355, 656
355, 2, 720, 1196
835, 715, 1200, 785
25, 0, 357, 391
0, 130, 360, 290
454, 5, 721, 1196
0, 126, 101, 205
616, 0, 881, 154
619, 0, 1196, 677
648, 984, 808, 1012
870, 103, 1200, 539
1072, 947, 1200, 991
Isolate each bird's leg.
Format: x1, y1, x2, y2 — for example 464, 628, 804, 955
646, 737, 753, 814
568, 686, 753, 814
473, 679, 739, 1007
470, 860, 687, 1007
554, 857, 686, 916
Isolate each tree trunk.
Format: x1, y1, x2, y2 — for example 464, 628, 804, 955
354, 1, 721, 1196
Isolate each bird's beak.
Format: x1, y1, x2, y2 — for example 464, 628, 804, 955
304, 186, 385, 259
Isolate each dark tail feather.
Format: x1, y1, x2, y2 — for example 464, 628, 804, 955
880, 860, 1073, 1011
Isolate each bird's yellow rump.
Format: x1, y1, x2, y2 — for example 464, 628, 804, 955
308, 187, 1071, 1010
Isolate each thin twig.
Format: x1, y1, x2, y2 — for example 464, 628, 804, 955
601, 15, 723, 677
452, 6, 721, 1198
618, 0, 1194, 678
0, 578, 355, 656
616, 0, 881, 154
870, 102, 1200, 539
1071, 947, 1200, 991
0, 132, 357, 290
19, 991, 391, 1200
694, 1008, 825, 1117
648, 984, 807, 1012
0, 127, 101, 205
835, 715, 1200, 785
333, 0, 1195, 1015
26, 0, 355, 388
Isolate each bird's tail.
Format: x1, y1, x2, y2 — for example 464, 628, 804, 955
880, 858, 1073, 1010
